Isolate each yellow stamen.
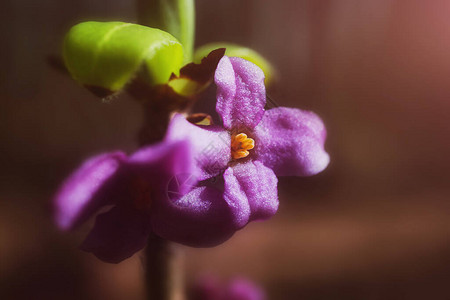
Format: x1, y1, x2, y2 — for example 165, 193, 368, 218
231, 133, 255, 159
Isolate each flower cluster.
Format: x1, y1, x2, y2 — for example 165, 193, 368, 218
54, 56, 329, 263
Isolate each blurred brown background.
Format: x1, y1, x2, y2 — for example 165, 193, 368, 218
1, 0, 450, 299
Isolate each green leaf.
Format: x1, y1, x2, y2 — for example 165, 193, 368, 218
63, 21, 184, 97
194, 43, 275, 85
137, 0, 195, 63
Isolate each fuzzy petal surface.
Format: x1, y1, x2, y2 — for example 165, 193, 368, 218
151, 185, 236, 247
166, 114, 230, 180
81, 205, 151, 263
127, 139, 198, 195
223, 161, 278, 228
254, 107, 330, 176
54, 151, 127, 230
215, 56, 266, 130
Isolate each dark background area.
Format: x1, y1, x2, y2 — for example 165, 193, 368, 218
1, 0, 450, 299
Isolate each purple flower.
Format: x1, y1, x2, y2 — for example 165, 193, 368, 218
157, 56, 329, 241
54, 56, 329, 263
54, 139, 202, 263
192, 275, 265, 300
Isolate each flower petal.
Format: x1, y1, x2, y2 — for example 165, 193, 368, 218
81, 205, 151, 263
127, 139, 198, 195
254, 107, 330, 176
151, 185, 237, 247
215, 56, 266, 130
165, 114, 230, 180
225, 278, 266, 300
223, 161, 278, 228
54, 151, 127, 230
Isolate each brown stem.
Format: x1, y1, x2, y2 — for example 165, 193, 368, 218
145, 232, 184, 300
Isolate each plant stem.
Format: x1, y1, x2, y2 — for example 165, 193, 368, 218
144, 232, 184, 300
